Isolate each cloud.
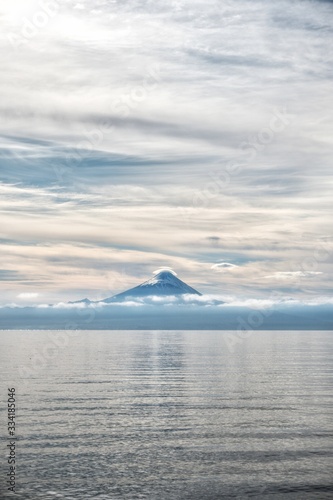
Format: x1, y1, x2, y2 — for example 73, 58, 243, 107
221, 298, 278, 309
0, 0, 332, 303
100, 294, 225, 307
206, 236, 220, 245
153, 267, 177, 276
52, 301, 89, 309
17, 292, 39, 299
3, 294, 333, 311
211, 262, 239, 271
0, 269, 27, 281
265, 271, 323, 280
1, 294, 224, 308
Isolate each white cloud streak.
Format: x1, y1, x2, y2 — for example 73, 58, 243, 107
265, 271, 323, 280
17, 292, 39, 299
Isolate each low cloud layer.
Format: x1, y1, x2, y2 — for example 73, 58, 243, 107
2, 294, 333, 311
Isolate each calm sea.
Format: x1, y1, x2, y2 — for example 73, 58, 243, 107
0, 330, 333, 499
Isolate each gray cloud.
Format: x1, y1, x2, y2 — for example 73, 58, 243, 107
0, 270, 25, 281
211, 263, 239, 271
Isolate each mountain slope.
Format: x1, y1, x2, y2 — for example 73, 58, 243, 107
103, 269, 202, 302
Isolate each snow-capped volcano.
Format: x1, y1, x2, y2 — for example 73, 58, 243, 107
103, 268, 202, 302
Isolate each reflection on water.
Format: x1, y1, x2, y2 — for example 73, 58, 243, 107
0, 330, 333, 499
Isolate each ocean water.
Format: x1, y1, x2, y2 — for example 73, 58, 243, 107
0, 330, 333, 499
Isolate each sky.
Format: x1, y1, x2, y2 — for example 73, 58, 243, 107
0, 0, 332, 306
